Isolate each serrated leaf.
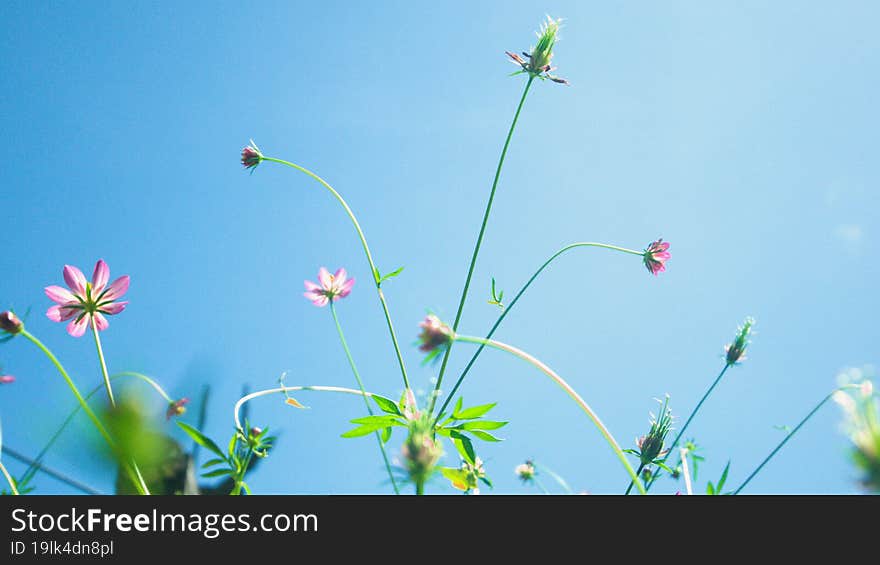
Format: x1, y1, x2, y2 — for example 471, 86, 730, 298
469, 430, 502, 442
453, 436, 476, 465
453, 403, 497, 420
457, 420, 507, 431
372, 395, 403, 416
202, 468, 235, 478
177, 422, 224, 458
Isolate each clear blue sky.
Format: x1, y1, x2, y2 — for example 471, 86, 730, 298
1, 1, 877, 494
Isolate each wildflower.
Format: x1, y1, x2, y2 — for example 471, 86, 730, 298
45, 260, 130, 337
0, 311, 23, 335
401, 413, 442, 487
643, 239, 671, 275
515, 460, 536, 483
303, 267, 355, 307
0, 375, 14, 384
834, 380, 880, 492
634, 395, 674, 466
240, 140, 263, 171
165, 398, 190, 420
417, 314, 454, 354
725, 317, 755, 365
506, 16, 568, 84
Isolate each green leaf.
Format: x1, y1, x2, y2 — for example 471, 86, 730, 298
479, 476, 494, 489
372, 395, 403, 417
453, 436, 476, 465
349, 415, 402, 426
177, 422, 224, 458
469, 430, 502, 442
440, 467, 470, 491
378, 266, 405, 284
201, 468, 235, 478
457, 420, 507, 431
203, 458, 227, 469
435, 428, 452, 438
706, 482, 715, 495
228, 434, 238, 457
381, 426, 392, 444
453, 403, 497, 420
655, 462, 675, 474
240, 482, 251, 495
341, 424, 388, 438
716, 461, 730, 492
453, 397, 463, 416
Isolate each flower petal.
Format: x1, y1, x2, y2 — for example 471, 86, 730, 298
98, 301, 127, 315
312, 294, 329, 307
338, 278, 355, 298
93, 312, 109, 331
66, 315, 89, 337
63, 265, 88, 297
304, 280, 321, 292
92, 259, 110, 294
333, 268, 347, 286
102, 275, 130, 301
45, 285, 76, 304
317, 267, 332, 290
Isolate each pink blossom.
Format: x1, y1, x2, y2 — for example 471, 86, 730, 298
0, 375, 14, 384
0, 311, 22, 335
45, 259, 130, 337
241, 141, 262, 170
303, 267, 355, 307
417, 314, 454, 353
643, 239, 671, 275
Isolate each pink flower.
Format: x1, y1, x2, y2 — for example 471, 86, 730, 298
0, 375, 14, 384
0, 311, 23, 335
303, 267, 355, 307
643, 239, 671, 275
45, 259, 130, 337
241, 141, 262, 170
417, 314, 454, 355
166, 397, 190, 420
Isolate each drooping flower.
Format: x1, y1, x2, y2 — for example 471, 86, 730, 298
725, 317, 755, 365
241, 140, 263, 171
0, 311, 23, 335
515, 460, 537, 483
643, 239, 671, 275
165, 398, 190, 420
506, 16, 568, 84
45, 260, 130, 337
0, 375, 14, 384
417, 314, 454, 354
303, 267, 355, 307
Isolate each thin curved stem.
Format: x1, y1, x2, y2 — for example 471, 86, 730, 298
19, 371, 173, 488
234, 385, 378, 433
535, 463, 573, 494
733, 386, 856, 494
0, 461, 19, 495
260, 156, 410, 390
4, 446, 102, 495
330, 302, 400, 494
455, 334, 646, 494
624, 462, 646, 495
428, 76, 536, 415
642, 364, 730, 494
434, 241, 645, 425
19, 330, 149, 495
90, 318, 115, 407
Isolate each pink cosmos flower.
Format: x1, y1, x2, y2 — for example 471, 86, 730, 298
45, 260, 130, 337
643, 239, 671, 276
303, 267, 355, 307
417, 314, 454, 353
0, 375, 14, 384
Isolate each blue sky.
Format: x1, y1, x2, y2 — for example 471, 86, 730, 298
1, 1, 877, 494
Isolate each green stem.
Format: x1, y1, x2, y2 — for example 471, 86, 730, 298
330, 302, 400, 495
4, 446, 102, 495
261, 155, 410, 390
533, 476, 550, 495
624, 462, 646, 495
19, 330, 149, 495
90, 318, 115, 407
643, 364, 730, 493
536, 463, 574, 494
18, 371, 173, 488
428, 76, 536, 415
415, 480, 424, 496
433, 241, 645, 424
733, 386, 853, 494
455, 334, 646, 494
232, 448, 255, 496
0, 460, 19, 495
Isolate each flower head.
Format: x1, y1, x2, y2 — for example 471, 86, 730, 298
401, 412, 442, 486
417, 314, 454, 360
165, 397, 190, 420
834, 379, 880, 492
634, 395, 674, 466
303, 267, 355, 307
45, 260, 130, 337
515, 460, 537, 483
725, 317, 755, 365
643, 238, 671, 275
506, 16, 568, 84
0, 375, 15, 384
241, 140, 263, 171
0, 311, 23, 335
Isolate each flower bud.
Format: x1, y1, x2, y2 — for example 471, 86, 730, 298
725, 317, 755, 365
0, 311, 23, 335
417, 314, 454, 353
241, 140, 263, 170
0, 375, 15, 384
515, 460, 536, 482
165, 397, 190, 420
